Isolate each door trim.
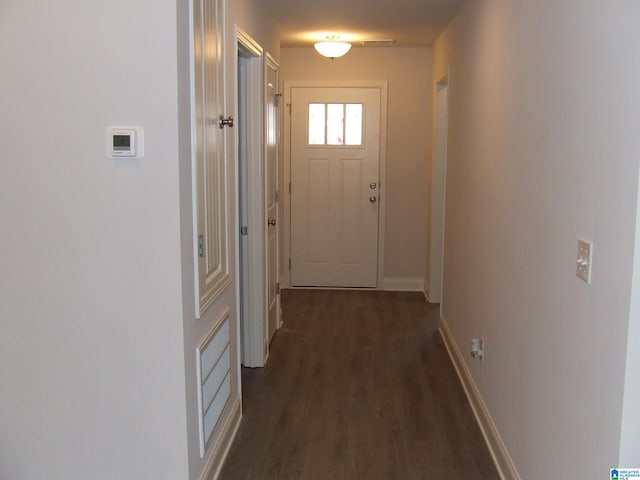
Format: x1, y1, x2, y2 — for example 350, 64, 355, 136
426, 70, 450, 304
283, 81, 388, 289
235, 26, 266, 368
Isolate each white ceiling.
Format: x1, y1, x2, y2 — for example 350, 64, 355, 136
264, 0, 467, 48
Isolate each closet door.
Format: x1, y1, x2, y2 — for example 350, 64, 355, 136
193, 0, 230, 316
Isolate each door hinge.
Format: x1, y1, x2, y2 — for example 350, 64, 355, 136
289, 258, 291, 270
198, 234, 204, 258
287, 103, 291, 116
289, 182, 291, 194
276, 282, 280, 294
275, 190, 280, 202
240, 226, 248, 236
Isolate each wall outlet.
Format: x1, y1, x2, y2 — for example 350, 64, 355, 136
576, 238, 593, 284
470, 338, 484, 363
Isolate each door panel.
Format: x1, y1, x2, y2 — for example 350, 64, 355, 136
307, 158, 331, 263
339, 159, 364, 264
194, 0, 229, 315
290, 87, 381, 287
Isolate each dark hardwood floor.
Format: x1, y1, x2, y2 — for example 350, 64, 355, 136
219, 290, 499, 479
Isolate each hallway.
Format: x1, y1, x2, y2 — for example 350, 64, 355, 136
220, 290, 499, 479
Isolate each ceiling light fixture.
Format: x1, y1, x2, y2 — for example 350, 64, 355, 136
314, 35, 352, 59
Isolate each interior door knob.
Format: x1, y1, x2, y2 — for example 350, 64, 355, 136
219, 115, 234, 129
268, 219, 276, 226
370, 182, 377, 190
369, 196, 377, 203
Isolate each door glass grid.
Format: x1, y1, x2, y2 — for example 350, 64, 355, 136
308, 103, 363, 146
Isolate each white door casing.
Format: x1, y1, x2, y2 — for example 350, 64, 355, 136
426, 73, 449, 303
288, 85, 386, 288
235, 28, 267, 368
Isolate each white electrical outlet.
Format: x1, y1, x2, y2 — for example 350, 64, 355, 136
576, 238, 593, 284
470, 338, 484, 363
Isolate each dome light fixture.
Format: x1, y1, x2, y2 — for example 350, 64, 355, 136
314, 35, 352, 59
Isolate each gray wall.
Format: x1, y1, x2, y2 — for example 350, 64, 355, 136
433, 0, 640, 476
0, 0, 281, 478
1, 0, 189, 477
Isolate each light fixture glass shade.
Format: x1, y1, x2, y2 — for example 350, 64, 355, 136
314, 41, 352, 59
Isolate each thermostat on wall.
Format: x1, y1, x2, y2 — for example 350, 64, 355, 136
106, 127, 144, 158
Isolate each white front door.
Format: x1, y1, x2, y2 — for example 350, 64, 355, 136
290, 86, 381, 287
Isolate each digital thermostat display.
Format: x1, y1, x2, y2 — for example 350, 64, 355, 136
106, 127, 144, 158
113, 134, 132, 151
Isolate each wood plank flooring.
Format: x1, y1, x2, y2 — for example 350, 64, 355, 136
219, 290, 499, 479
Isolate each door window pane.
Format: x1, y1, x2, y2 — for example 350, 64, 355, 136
345, 104, 362, 145
308, 102, 363, 146
308, 103, 325, 145
326, 104, 344, 145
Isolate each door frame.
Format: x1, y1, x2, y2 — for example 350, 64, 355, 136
235, 27, 267, 367
425, 71, 450, 303
283, 81, 388, 289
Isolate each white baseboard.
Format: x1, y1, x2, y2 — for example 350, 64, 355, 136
280, 277, 424, 292
201, 396, 242, 480
439, 316, 521, 480
423, 288, 436, 303
382, 277, 424, 291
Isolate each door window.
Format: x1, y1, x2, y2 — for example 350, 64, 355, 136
308, 103, 363, 146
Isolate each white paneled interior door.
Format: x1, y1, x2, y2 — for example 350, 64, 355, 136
193, 0, 230, 315
290, 86, 382, 287
266, 56, 280, 342
192, 0, 237, 459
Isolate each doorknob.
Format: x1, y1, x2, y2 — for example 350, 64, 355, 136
219, 115, 234, 129
268, 219, 276, 226
370, 182, 377, 190
369, 196, 377, 203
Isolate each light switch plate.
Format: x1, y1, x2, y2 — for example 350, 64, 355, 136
576, 238, 593, 284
